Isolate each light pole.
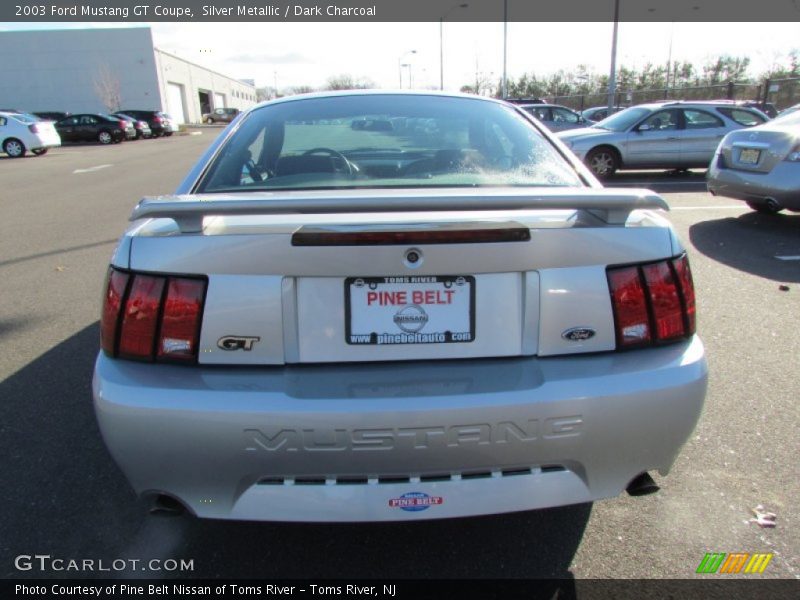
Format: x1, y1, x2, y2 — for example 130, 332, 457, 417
502, 0, 508, 99
665, 21, 674, 96
439, 3, 468, 90
398, 49, 416, 89
607, 0, 620, 112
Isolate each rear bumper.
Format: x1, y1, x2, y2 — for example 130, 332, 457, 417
93, 337, 707, 522
707, 161, 800, 210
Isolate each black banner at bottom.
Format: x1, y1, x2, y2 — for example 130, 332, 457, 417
4, 579, 800, 600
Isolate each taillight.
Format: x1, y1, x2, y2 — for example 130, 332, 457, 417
28, 123, 39, 134
153, 116, 163, 123
119, 120, 127, 129
608, 254, 696, 350
101, 268, 207, 363
100, 269, 129, 355
118, 275, 165, 359
608, 267, 651, 347
157, 278, 205, 362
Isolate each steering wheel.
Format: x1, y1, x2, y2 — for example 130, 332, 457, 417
302, 147, 355, 175
244, 158, 264, 182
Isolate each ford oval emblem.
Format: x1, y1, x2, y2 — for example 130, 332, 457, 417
562, 327, 596, 342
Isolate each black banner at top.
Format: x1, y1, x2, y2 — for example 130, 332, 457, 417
3, 0, 800, 22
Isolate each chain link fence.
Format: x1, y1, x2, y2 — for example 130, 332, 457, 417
545, 78, 799, 113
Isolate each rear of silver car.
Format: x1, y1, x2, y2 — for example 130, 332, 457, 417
92, 93, 707, 522
707, 113, 800, 212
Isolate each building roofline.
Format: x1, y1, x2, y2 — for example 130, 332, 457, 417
153, 47, 256, 90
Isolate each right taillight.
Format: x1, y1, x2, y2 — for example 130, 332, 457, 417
608, 254, 696, 350
100, 267, 207, 363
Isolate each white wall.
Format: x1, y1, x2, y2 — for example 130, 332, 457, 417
0, 28, 257, 123
0, 28, 161, 114
153, 49, 257, 123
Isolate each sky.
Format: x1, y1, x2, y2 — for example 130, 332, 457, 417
1, 21, 798, 91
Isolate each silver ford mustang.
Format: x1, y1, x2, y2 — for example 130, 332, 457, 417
93, 91, 707, 522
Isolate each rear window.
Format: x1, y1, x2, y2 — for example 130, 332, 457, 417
717, 108, 766, 127
197, 94, 582, 193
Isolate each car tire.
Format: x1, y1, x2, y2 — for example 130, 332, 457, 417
163, 132, 173, 137
585, 146, 619, 178
3, 138, 26, 158
98, 130, 113, 145
206, 117, 214, 124
32, 148, 48, 156
746, 199, 782, 214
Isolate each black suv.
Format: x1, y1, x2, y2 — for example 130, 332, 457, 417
118, 110, 172, 137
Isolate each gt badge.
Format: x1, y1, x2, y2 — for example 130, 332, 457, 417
217, 336, 260, 351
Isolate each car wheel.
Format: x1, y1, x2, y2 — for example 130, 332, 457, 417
32, 148, 48, 156
163, 132, 173, 137
98, 130, 113, 145
746, 199, 782, 214
3, 138, 26, 158
206, 117, 214, 124
585, 146, 619, 178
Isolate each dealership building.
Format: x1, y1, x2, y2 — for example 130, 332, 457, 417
0, 27, 257, 124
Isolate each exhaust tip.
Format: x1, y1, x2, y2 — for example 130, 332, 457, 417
149, 494, 187, 517
626, 472, 660, 497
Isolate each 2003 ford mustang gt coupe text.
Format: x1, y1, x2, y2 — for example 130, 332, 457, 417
93, 91, 708, 522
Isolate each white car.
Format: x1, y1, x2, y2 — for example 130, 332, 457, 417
0, 111, 61, 157
161, 113, 180, 135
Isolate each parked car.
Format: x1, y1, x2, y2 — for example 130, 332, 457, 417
779, 103, 800, 117
33, 111, 71, 122
54, 113, 127, 144
740, 101, 778, 119
504, 97, 547, 105
161, 113, 179, 135
112, 112, 152, 139
93, 91, 707, 523
581, 105, 625, 123
519, 103, 587, 132
557, 100, 769, 177
706, 109, 800, 213
118, 110, 172, 137
0, 111, 61, 157
202, 107, 240, 124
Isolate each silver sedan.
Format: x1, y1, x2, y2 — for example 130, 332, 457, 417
707, 110, 800, 213
557, 101, 768, 178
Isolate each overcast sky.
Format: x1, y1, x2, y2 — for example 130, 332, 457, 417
3, 21, 799, 90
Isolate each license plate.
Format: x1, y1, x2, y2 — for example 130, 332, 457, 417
345, 276, 475, 345
739, 148, 760, 164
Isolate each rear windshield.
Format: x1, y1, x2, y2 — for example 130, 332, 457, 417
196, 94, 582, 193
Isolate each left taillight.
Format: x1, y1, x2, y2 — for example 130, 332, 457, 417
100, 267, 207, 364
28, 123, 40, 134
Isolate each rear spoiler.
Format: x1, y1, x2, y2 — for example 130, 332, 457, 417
130, 188, 668, 233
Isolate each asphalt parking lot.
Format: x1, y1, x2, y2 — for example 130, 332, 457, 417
0, 134, 798, 580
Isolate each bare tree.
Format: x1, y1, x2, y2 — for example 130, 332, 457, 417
93, 62, 122, 113
324, 74, 375, 91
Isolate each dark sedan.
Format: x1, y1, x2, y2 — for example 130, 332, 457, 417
55, 114, 128, 144
112, 112, 152, 139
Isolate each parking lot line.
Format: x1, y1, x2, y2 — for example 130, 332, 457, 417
73, 164, 112, 174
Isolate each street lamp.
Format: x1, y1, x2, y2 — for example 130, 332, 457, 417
439, 3, 468, 90
398, 49, 416, 89
607, 0, 620, 112
401, 63, 413, 88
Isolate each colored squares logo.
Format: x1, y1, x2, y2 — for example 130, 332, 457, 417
697, 553, 773, 574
